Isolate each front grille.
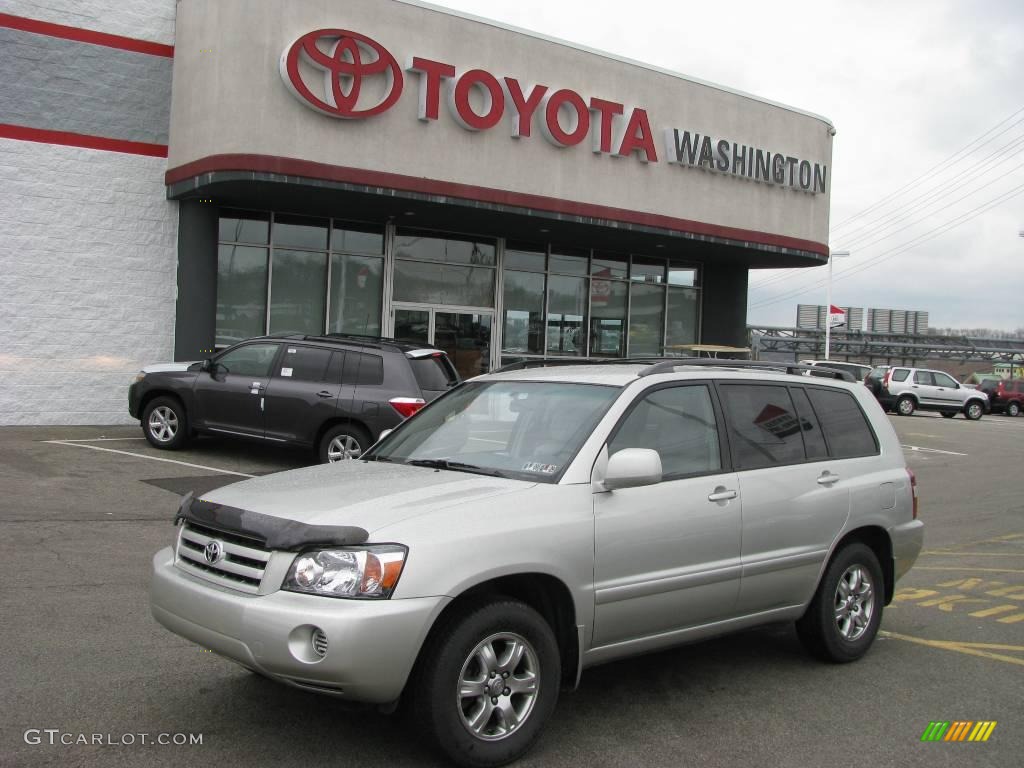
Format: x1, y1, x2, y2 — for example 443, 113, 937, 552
175, 521, 271, 593
312, 628, 328, 658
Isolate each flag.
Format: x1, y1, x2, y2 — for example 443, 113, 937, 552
828, 305, 846, 329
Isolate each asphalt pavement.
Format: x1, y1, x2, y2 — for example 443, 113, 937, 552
1, 412, 1021, 767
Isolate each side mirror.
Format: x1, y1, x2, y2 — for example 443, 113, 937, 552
603, 448, 662, 490
377, 428, 393, 441
200, 358, 212, 373
955, 383, 961, 389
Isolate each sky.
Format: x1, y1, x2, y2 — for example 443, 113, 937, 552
427, 0, 1024, 332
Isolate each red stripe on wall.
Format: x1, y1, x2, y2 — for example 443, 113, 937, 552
166, 153, 829, 256
0, 124, 168, 157
0, 13, 174, 57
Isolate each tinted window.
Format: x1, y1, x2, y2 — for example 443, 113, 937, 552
216, 343, 279, 378
807, 388, 878, 458
891, 369, 910, 382
278, 346, 332, 382
789, 387, 828, 459
913, 371, 935, 385
343, 352, 384, 386
410, 355, 459, 394
719, 385, 807, 469
933, 372, 957, 388
609, 385, 721, 478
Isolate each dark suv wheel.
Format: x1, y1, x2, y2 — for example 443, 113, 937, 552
1006, 401, 1021, 417
318, 424, 371, 463
142, 396, 189, 450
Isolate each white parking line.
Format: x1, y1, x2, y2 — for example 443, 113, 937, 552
50, 437, 147, 442
43, 440, 256, 477
901, 444, 968, 456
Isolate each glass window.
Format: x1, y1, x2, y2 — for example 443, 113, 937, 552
216, 244, 268, 346
549, 246, 589, 275
410, 355, 459, 394
273, 214, 328, 250
219, 211, 269, 244
547, 275, 588, 355
806, 388, 878, 458
343, 352, 384, 386
789, 387, 828, 460
502, 271, 545, 354
609, 385, 722, 478
215, 343, 280, 378
913, 371, 935, 385
891, 369, 910, 382
395, 231, 496, 265
277, 345, 332, 382
328, 253, 382, 336
719, 384, 807, 470
393, 261, 494, 306
331, 221, 384, 254
269, 249, 327, 335
629, 283, 665, 356
933, 372, 957, 388
631, 256, 666, 284
666, 286, 698, 352
668, 266, 697, 286
504, 243, 546, 272
589, 279, 627, 357
394, 309, 430, 345
435, 312, 492, 380
592, 252, 628, 279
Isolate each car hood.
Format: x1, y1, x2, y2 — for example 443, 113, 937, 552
143, 361, 199, 374
200, 460, 535, 533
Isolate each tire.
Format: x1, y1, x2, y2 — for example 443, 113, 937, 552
318, 423, 371, 463
941, 411, 956, 419
411, 599, 560, 768
896, 396, 916, 417
964, 400, 984, 421
1006, 402, 1021, 418
796, 542, 884, 663
142, 396, 189, 450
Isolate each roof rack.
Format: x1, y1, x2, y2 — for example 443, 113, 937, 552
493, 358, 668, 374
639, 359, 857, 381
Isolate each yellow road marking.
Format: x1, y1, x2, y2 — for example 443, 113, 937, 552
996, 613, 1024, 624
916, 594, 990, 611
911, 566, 1024, 574
922, 551, 1024, 557
986, 585, 1024, 598
969, 605, 1020, 618
880, 631, 1024, 667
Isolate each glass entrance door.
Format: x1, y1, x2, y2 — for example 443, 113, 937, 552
393, 306, 493, 380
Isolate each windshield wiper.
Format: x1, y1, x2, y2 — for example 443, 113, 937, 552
406, 458, 505, 477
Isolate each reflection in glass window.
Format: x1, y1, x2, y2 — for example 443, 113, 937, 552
549, 246, 589, 275
331, 222, 384, 255
592, 252, 628, 279
668, 266, 697, 286
589, 279, 627, 357
329, 253, 382, 336
502, 271, 545, 354
547, 275, 588, 355
789, 387, 828, 459
273, 214, 328, 250
393, 260, 494, 306
216, 244, 268, 345
631, 257, 666, 284
806, 388, 878, 458
277, 346, 332, 382
504, 243, 546, 272
609, 385, 721, 478
269, 249, 327, 335
629, 283, 665, 356
215, 343, 279, 378
666, 287, 698, 351
394, 231, 496, 265
719, 384, 807, 470
218, 212, 269, 244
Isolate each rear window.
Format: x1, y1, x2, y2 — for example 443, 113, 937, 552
891, 369, 910, 382
410, 355, 458, 393
719, 384, 808, 470
343, 352, 384, 386
806, 388, 878, 459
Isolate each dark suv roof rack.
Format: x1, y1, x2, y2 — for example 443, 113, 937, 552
494, 358, 667, 373
638, 359, 856, 381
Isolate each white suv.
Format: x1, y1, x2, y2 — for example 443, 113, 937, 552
878, 366, 989, 419
151, 359, 923, 767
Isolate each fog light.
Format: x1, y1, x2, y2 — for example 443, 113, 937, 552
312, 628, 328, 658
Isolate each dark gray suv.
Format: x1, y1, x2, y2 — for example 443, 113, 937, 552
128, 335, 459, 462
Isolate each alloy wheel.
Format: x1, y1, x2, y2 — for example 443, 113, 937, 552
457, 632, 540, 742
327, 435, 362, 462
834, 565, 875, 642
147, 406, 178, 442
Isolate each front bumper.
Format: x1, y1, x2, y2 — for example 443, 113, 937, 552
128, 382, 142, 420
889, 519, 925, 585
150, 547, 449, 703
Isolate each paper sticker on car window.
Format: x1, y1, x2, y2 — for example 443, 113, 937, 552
281, 367, 293, 377
287, 348, 297, 354
522, 462, 559, 474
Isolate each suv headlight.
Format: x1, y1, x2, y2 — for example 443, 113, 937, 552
134, 372, 146, 383
283, 545, 408, 599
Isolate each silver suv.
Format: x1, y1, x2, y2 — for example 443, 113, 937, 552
879, 366, 989, 420
151, 360, 923, 767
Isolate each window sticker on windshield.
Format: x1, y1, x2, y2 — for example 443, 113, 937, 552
281, 367, 293, 377
287, 348, 297, 354
522, 462, 559, 474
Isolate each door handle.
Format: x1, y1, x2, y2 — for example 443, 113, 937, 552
707, 488, 737, 502
316, 390, 334, 398
817, 473, 840, 486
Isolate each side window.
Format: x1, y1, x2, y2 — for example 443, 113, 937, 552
718, 384, 806, 470
806, 388, 879, 458
343, 352, 385, 386
789, 387, 828, 459
277, 346, 332, 382
608, 385, 722, 479
913, 371, 934, 385
891, 369, 910, 382
215, 343, 279, 378
324, 351, 345, 384
933, 372, 957, 388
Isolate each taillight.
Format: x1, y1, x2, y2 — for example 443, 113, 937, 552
907, 468, 919, 520
882, 370, 892, 389
389, 397, 426, 419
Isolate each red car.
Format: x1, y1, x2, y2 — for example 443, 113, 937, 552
980, 378, 1024, 417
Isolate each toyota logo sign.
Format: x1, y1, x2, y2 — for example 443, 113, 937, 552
280, 29, 403, 118
204, 540, 224, 565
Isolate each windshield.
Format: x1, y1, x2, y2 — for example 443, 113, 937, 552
364, 381, 621, 482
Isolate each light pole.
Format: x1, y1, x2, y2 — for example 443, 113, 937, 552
824, 250, 851, 361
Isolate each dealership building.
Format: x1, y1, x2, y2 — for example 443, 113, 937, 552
0, 0, 834, 425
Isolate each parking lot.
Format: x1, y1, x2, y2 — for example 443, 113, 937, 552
2, 411, 1022, 767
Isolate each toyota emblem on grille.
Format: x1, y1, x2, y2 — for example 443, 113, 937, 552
204, 540, 224, 564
